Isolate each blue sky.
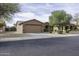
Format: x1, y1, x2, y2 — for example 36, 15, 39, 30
7, 3, 79, 26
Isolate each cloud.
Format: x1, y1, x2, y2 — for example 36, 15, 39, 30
17, 3, 79, 21
7, 3, 79, 26
20, 3, 79, 16
11, 12, 50, 23
51, 3, 79, 15
15, 12, 36, 18
20, 3, 54, 15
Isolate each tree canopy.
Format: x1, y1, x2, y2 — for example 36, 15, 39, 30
0, 3, 19, 27
49, 10, 72, 26
0, 3, 19, 21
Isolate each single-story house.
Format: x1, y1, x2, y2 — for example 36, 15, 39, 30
16, 19, 50, 33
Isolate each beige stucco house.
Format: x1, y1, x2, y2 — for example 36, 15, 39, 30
16, 19, 50, 33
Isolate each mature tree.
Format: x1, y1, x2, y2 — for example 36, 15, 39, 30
49, 10, 72, 33
0, 3, 19, 20
0, 3, 19, 27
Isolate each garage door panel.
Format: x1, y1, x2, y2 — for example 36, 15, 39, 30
23, 25, 42, 33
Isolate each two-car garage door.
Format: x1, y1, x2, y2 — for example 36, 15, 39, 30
23, 25, 42, 33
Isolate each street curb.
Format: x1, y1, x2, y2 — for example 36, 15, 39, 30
0, 34, 79, 42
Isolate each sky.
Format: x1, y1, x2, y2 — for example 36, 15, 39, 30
6, 3, 79, 26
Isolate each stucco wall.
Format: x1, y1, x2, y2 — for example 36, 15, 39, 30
16, 24, 23, 34
0, 26, 5, 32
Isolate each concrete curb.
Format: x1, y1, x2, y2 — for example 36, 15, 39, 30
0, 34, 79, 42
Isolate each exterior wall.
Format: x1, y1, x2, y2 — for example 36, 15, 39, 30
0, 26, 5, 32
77, 26, 79, 29
53, 26, 58, 33
16, 24, 23, 34
0, 19, 5, 33
76, 21, 79, 30
2, 26, 5, 32
41, 25, 45, 32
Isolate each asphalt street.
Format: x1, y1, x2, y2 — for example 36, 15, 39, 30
0, 36, 79, 56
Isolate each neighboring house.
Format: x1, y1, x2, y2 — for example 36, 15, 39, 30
16, 19, 50, 33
